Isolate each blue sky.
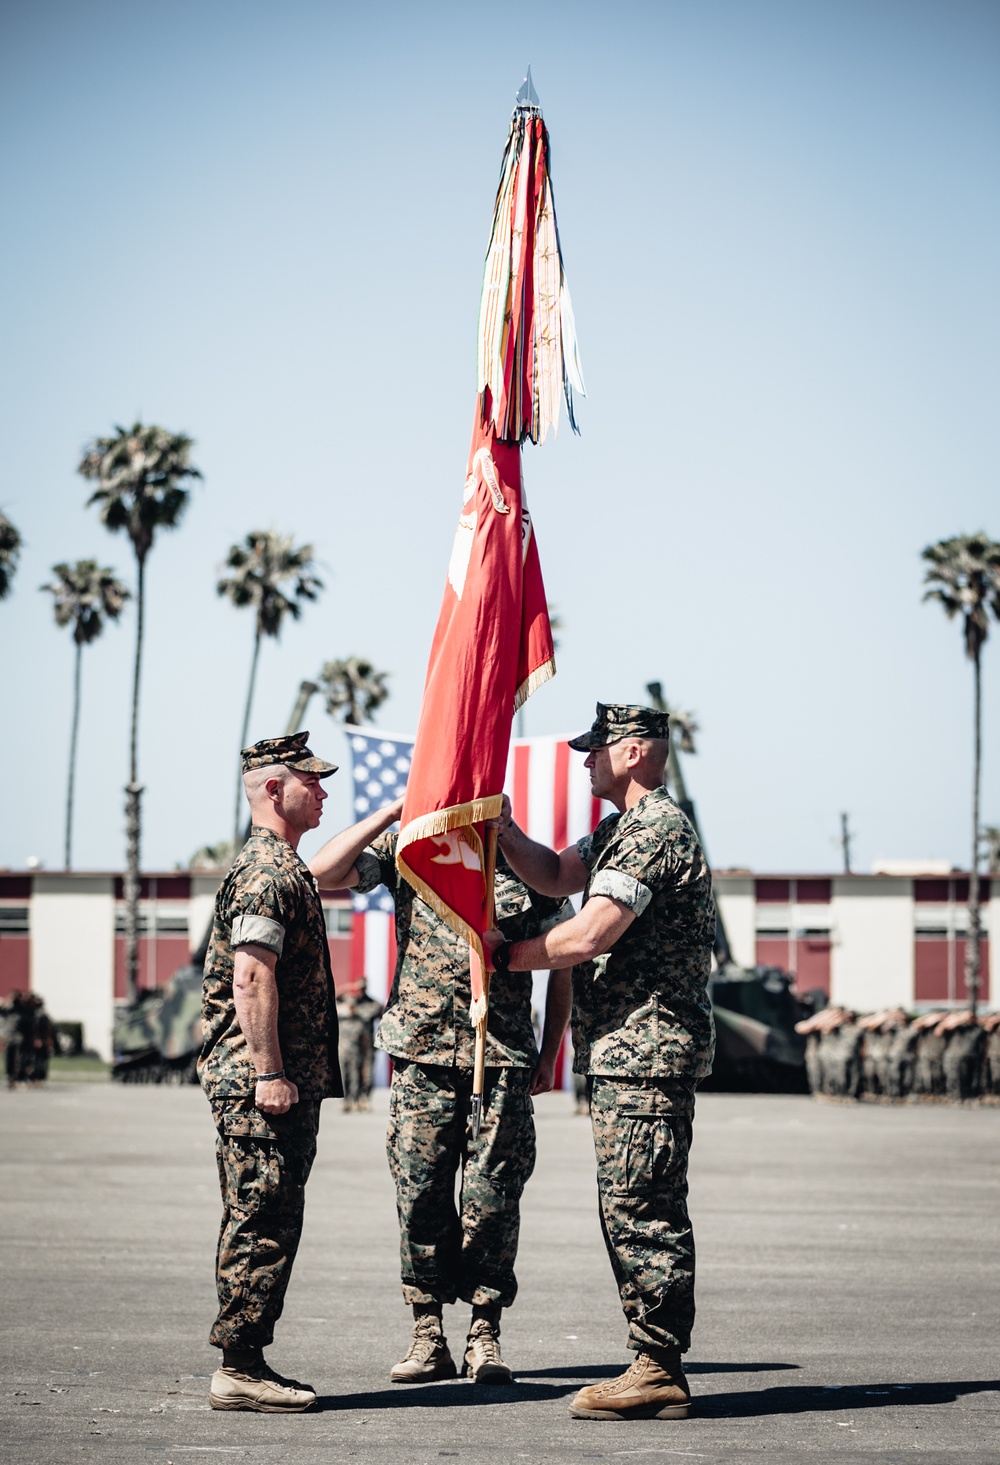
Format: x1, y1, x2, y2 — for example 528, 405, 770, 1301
1, 0, 997, 874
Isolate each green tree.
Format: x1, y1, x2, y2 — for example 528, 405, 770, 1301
41, 561, 130, 870
218, 531, 323, 843
319, 657, 390, 726
922, 532, 1000, 1015
0, 511, 22, 599
79, 422, 202, 1000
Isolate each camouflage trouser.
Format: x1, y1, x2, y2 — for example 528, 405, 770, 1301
339, 1039, 364, 1103
589, 1076, 697, 1354
387, 1061, 536, 1308
209, 1097, 320, 1351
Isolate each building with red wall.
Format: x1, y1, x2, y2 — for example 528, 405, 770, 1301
0, 870, 354, 1060
714, 871, 993, 1009
2, 866, 994, 1061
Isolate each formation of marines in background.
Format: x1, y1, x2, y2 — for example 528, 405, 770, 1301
797, 1006, 1000, 1102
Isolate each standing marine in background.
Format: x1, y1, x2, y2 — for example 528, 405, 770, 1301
487, 703, 716, 1422
337, 980, 384, 1112
309, 832, 572, 1386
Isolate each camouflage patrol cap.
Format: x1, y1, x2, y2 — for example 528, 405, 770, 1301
567, 702, 670, 751
240, 731, 338, 777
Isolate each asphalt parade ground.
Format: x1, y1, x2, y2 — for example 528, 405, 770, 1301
1, 1084, 997, 1465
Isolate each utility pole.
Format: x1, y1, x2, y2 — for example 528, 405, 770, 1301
840, 812, 853, 875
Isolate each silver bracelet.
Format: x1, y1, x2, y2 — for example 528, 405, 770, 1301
255, 1068, 285, 1083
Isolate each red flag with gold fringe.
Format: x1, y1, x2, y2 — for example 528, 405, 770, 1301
396, 72, 584, 1021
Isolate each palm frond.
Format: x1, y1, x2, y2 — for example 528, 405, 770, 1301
217, 529, 324, 641
40, 559, 130, 645
320, 657, 390, 724
0, 511, 23, 600
78, 422, 201, 562
922, 532, 1000, 660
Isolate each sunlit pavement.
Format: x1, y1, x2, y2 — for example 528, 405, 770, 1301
1, 1083, 997, 1464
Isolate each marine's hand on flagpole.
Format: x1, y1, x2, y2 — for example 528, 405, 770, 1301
481, 928, 506, 967
488, 794, 514, 836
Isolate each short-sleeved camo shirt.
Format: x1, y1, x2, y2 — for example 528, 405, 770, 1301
572, 785, 716, 1081
356, 833, 569, 1069
198, 826, 342, 1101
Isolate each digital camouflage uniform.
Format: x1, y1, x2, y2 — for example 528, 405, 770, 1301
355, 832, 568, 1308
573, 785, 715, 1355
336, 989, 384, 1106
336, 995, 367, 1106
198, 825, 342, 1352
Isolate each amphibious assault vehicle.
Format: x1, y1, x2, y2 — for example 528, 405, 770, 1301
646, 682, 819, 1091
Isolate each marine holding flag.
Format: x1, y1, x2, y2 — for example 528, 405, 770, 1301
312, 84, 586, 1386
484, 703, 717, 1422
310, 829, 572, 1383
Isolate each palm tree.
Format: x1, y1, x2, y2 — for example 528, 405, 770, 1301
0, 512, 22, 599
922, 532, 1000, 1015
41, 561, 130, 870
319, 657, 390, 726
218, 531, 323, 843
78, 422, 202, 1001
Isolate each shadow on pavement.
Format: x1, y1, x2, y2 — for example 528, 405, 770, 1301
517, 1362, 801, 1379
313, 1381, 575, 1411
697, 1379, 1000, 1418
312, 1375, 1000, 1416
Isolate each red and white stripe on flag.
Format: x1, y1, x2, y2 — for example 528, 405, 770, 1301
352, 732, 610, 1089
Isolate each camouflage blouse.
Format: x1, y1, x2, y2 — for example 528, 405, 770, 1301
572, 786, 716, 1081
356, 833, 569, 1069
198, 827, 342, 1101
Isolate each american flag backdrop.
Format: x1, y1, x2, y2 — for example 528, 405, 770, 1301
344, 725, 609, 1088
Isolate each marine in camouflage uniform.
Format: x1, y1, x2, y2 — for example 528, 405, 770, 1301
322, 830, 570, 1383
198, 732, 401, 1414
489, 703, 716, 1421
336, 991, 367, 1110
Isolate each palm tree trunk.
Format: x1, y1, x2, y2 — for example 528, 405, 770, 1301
234, 623, 262, 846
65, 640, 83, 870
124, 555, 145, 1005
966, 650, 982, 1017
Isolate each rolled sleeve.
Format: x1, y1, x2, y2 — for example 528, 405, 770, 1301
576, 834, 594, 867
353, 850, 384, 895
588, 869, 652, 916
231, 913, 285, 955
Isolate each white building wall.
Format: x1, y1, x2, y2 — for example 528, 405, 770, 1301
189, 876, 222, 950
714, 877, 755, 966
31, 875, 115, 1060
831, 877, 914, 1011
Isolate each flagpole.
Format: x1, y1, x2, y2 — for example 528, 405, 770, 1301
470, 824, 499, 1140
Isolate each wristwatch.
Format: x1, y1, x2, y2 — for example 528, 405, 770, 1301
490, 941, 512, 973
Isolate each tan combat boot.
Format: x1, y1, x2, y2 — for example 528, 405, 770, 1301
390, 1314, 458, 1383
209, 1362, 316, 1412
569, 1348, 691, 1419
463, 1316, 513, 1385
